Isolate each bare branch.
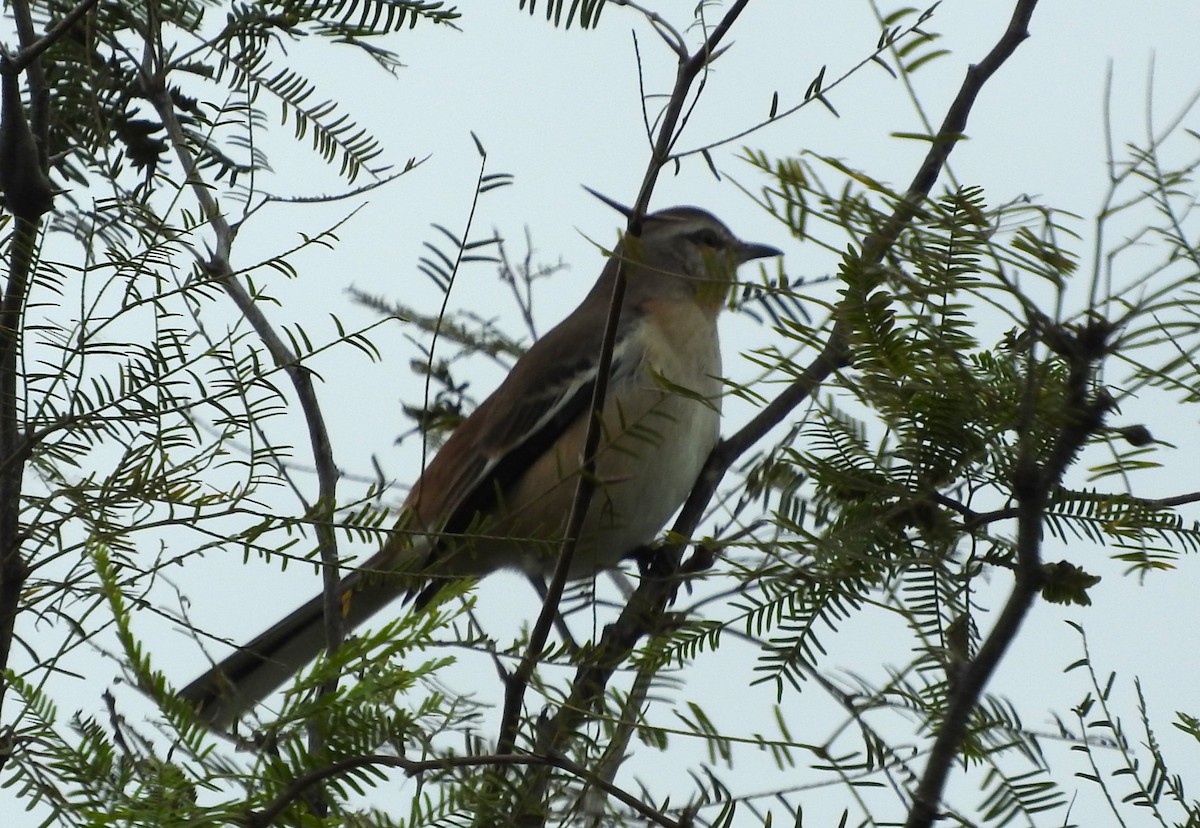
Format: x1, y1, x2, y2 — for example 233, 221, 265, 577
142, 44, 344, 756
245, 750, 683, 828
514, 0, 1046, 820
4, 0, 102, 75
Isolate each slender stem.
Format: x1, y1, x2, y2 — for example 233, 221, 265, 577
145, 63, 341, 749
497, 3, 761, 823
0, 0, 79, 736
497, 0, 758, 764
519, 0, 1045, 820
0, 216, 36, 724
247, 751, 681, 828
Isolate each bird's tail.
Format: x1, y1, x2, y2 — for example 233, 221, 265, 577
177, 541, 440, 729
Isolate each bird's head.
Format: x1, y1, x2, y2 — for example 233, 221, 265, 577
586, 189, 782, 311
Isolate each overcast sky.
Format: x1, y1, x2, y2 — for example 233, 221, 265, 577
7, 1, 1200, 825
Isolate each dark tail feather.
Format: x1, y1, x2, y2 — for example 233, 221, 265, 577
177, 567, 442, 728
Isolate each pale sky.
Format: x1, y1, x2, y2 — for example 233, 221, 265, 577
6, 1, 1200, 825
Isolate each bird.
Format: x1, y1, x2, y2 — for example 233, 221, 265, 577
177, 194, 782, 727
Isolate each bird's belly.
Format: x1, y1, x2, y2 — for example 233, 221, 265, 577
488, 310, 723, 577
574, 385, 720, 573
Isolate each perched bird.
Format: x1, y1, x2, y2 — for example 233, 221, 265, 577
178, 196, 782, 727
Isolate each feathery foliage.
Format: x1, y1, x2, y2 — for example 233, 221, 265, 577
1, 1, 1197, 826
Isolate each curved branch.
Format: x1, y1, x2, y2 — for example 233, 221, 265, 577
143, 54, 343, 750
5, 0, 102, 75
526, 0, 1046, 818
681, 0, 1044, 542
499, 0, 760, 762
244, 750, 682, 828
907, 320, 1114, 827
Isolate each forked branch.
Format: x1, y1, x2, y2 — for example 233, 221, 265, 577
530, 0, 1045, 823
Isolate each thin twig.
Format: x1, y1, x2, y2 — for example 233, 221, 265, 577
497, 0, 761, 815
143, 41, 342, 757
524, 0, 1045, 819
613, 0, 687, 59
244, 750, 682, 828
670, 7, 928, 162
4, 0, 102, 75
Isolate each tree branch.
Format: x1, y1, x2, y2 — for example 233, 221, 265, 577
906, 315, 1114, 828
245, 750, 682, 828
142, 36, 342, 756
497, 0, 759, 767
0, 0, 75, 740
517, 0, 1045, 817
3, 0, 102, 75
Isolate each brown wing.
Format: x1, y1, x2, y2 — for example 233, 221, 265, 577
397, 300, 645, 562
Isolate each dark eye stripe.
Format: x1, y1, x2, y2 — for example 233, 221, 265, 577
690, 228, 725, 248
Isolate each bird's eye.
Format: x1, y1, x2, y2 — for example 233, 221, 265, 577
690, 228, 725, 248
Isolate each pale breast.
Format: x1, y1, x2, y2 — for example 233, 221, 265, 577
435, 300, 724, 580
566, 302, 723, 573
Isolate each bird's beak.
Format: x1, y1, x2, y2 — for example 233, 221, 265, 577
737, 241, 784, 262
